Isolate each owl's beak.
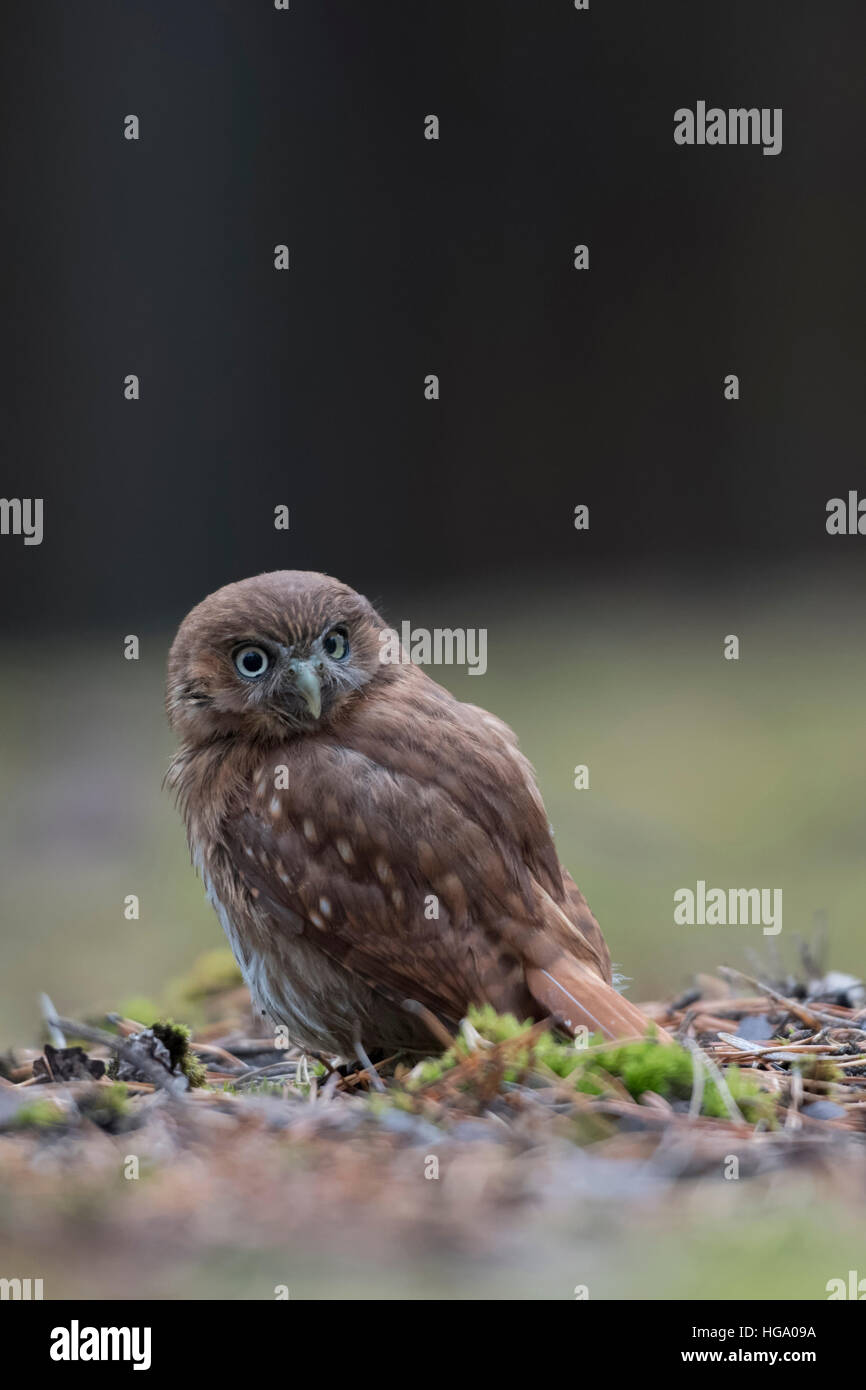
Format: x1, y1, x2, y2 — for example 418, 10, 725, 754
291, 661, 322, 720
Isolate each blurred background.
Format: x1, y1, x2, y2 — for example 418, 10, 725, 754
1, 2, 866, 1300
1, 0, 865, 1043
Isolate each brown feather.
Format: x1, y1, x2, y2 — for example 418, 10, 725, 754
526, 956, 672, 1043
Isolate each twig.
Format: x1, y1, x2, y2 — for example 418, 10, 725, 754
186, 1042, 249, 1072
319, 1069, 342, 1103
43, 1014, 188, 1097
688, 1044, 706, 1119
206, 1037, 289, 1058
717, 967, 850, 1029
402, 998, 456, 1051
683, 1035, 745, 1125
232, 1062, 303, 1088
786, 1069, 804, 1131
40, 994, 66, 1049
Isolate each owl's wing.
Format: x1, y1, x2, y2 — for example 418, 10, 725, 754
222, 715, 665, 1043
225, 734, 553, 1025
561, 869, 613, 985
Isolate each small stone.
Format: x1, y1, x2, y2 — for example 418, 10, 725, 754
802, 1100, 847, 1121
735, 1014, 776, 1042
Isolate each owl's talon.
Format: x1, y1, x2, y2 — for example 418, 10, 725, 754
354, 1035, 386, 1092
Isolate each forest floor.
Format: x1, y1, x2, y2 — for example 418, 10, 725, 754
2, 948, 866, 1299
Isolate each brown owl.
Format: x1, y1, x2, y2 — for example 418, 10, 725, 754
166, 570, 667, 1061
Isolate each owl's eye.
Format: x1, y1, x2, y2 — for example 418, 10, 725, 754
233, 645, 270, 679
322, 627, 349, 661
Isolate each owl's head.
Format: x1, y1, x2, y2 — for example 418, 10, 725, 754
166, 570, 387, 743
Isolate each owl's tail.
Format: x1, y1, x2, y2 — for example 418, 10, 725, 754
526, 954, 673, 1044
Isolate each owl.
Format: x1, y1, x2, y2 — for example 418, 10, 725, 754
166, 570, 666, 1061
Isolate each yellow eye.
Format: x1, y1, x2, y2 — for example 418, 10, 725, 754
322, 628, 349, 661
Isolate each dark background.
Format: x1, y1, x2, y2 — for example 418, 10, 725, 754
2, 0, 865, 630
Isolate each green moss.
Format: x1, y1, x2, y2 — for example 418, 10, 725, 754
239, 1079, 291, 1098
464, 1004, 534, 1044
790, 1055, 842, 1083
11, 1098, 66, 1129
106, 1018, 208, 1088
405, 1008, 775, 1124
577, 1041, 773, 1123
715, 1067, 776, 1124
390, 1090, 417, 1113
76, 1083, 134, 1132
408, 1054, 458, 1087
150, 1020, 208, 1088
577, 1039, 695, 1098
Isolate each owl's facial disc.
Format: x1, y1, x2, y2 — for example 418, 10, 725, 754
166, 575, 392, 744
